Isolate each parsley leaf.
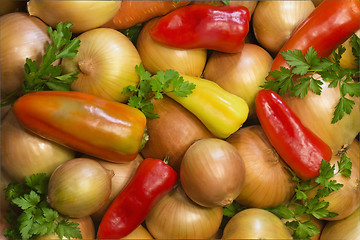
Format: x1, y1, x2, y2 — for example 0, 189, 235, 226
223, 201, 246, 217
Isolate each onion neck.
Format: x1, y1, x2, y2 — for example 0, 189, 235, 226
78, 59, 95, 76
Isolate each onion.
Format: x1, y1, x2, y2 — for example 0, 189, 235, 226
282, 75, 360, 155
121, 225, 153, 239
47, 158, 113, 218
203, 44, 273, 118
0, 0, 25, 16
180, 138, 246, 207
222, 208, 292, 239
1, 105, 11, 119
320, 208, 360, 240
136, 18, 207, 77
91, 154, 143, 222
228, 1, 258, 16
0, 12, 51, 98
27, 0, 121, 33
145, 185, 223, 239
1, 110, 75, 182
140, 96, 214, 172
227, 125, 296, 208
252, 0, 315, 55
61, 28, 141, 103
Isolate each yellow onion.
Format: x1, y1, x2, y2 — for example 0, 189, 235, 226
121, 225, 153, 239
136, 18, 207, 77
91, 154, 143, 222
1, 110, 75, 182
47, 158, 113, 218
141, 96, 214, 172
227, 125, 296, 208
145, 186, 223, 239
253, 1, 315, 55
0, 12, 51, 98
282, 75, 360, 155
61, 28, 141, 103
203, 44, 273, 118
180, 138, 246, 207
27, 0, 121, 33
320, 208, 360, 240
222, 208, 292, 239
0, 0, 25, 16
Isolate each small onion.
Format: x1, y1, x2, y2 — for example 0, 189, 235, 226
227, 125, 296, 208
27, 0, 121, 33
1, 110, 75, 182
121, 225, 153, 239
136, 18, 207, 77
203, 44, 273, 118
47, 158, 113, 218
61, 28, 141, 103
145, 186, 223, 239
0, 0, 25, 15
253, 0, 315, 55
222, 208, 292, 239
180, 138, 246, 207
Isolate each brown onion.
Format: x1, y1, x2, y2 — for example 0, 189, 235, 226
227, 125, 296, 208
121, 225, 153, 239
180, 138, 246, 207
145, 186, 223, 239
141, 96, 214, 172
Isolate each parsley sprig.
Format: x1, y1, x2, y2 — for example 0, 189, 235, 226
1, 21, 80, 107
122, 64, 196, 118
262, 34, 360, 124
4, 173, 82, 240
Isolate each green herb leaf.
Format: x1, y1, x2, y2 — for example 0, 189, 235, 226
350, 34, 360, 65
294, 221, 320, 239
267, 205, 294, 219
223, 201, 245, 217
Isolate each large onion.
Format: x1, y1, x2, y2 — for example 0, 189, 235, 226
145, 186, 223, 239
122, 225, 153, 239
252, 1, 315, 55
61, 28, 141, 103
227, 125, 296, 208
203, 44, 273, 118
1, 110, 75, 182
180, 138, 246, 207
27, 0, 121, 33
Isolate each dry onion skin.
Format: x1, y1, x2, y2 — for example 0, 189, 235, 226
203, 44, 273, 118
252, 0, 315, 55
121, 225, 153, 239
61, 28, 141, 103
27, 0, 121, 33
227, 125, 296, 208
137, 18, 207, 77
145, 186, 223, 239
180, 138, 246, 207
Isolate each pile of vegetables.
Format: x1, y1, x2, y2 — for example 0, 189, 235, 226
1, 0, 359, 239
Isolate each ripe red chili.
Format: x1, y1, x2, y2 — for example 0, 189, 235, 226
97, 158, 178, 239
149, 4, 250, 53
255, 89, 332, 180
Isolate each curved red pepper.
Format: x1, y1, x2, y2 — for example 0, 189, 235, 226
255, 89, 332, 180
149, 4, 250, 53
97, 158, 178, 239
271, 0, 360, 72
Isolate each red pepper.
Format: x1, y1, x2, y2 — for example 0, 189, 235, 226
12, 91, 146, 163
255, 89, 332, 180
97, 158, 178, 239
149, 4, 250, 53
271, 0, 360, 72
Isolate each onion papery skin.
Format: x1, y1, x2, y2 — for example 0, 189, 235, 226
121, 225, 153, 239
1, 110, 75, 182
61, 28, 141, 103
0, 12, 51, 98
222, 208, 292, 239
145, 186, 223, 239
27, 0, 121, 33
252, 0, 315, 55
180, 138, 246, 207
227, 125, 296, 208
140, 96, 214, 172
137, 18, 207, 77
282, 76, 360, 155
203, 44, 273, 118
47, 158, 113, 218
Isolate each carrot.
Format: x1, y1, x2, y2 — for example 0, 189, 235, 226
102, 0, 191, 30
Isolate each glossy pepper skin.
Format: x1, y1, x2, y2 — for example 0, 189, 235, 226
12, 91, 146, 163
149, 4, 250, 53
271, 0, 360, 72
255, 89, 332, 180
97, 158, 178, 239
